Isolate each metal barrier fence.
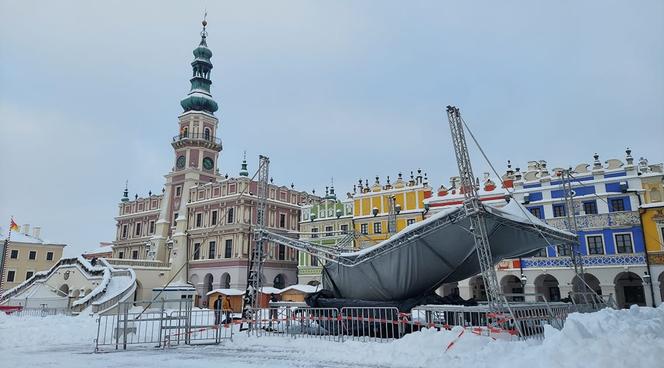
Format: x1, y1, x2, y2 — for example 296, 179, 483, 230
568, 292, 615, 313
94, 299, 234, 352
246, 306, 399, 343
411, 298, 572, 340
4, 306, 71, 317
94, 299, 574, 352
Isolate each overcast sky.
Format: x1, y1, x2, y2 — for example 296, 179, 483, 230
1, 1, 662, 256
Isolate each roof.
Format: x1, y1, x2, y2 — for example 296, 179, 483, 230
0, 226, 65, 246
259, 287, 282, 295
206, 288, 244, 296
281, 284, 321, 294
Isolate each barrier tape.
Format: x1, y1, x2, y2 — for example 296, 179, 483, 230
156, 309, 523, 342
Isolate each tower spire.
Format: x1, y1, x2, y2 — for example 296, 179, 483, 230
121, 180, 129, 202
180, 16, 219, 114
239, 150, 249, 177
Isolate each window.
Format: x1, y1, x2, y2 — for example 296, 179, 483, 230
196, 213, 203, 227
373, 222, 382, 234
536, 248, 548, 257
360, 224, 368, 235
193, 243, 201, 260
340, 224, 349, 234
132, 250, 138, 259
46, 252, 54, 261
224, 239, 232, 258
311, 228, 319, 238
583, 201, 598, 215
557, 245, 570, 256
118, 251, 124, 259
175, 186, 182, 197
311, 255, 319, 267
610, 198, 625, 212
10, 250, 18, 259
135, 222, 142, 236
407, 219, 416, 226
208, 241, 216, 259
122, 224, 128, 238
279, 213, 286, 228
278, 244, 286, 260
149, 221, 155, 234
587, 235, 604, 255
211, 210, 218, 226
6, 270, 15, 282
227, 208, 234, 224
553, 204, 566, 218
325, 226, 333, 237
29, 251, 36, 260
25, 271, 34, 280
204, 128, 210, 140
615, 233, 633, 253
528, 207, 543, 219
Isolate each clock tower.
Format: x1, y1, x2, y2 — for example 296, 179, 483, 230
151, 19, 222, 288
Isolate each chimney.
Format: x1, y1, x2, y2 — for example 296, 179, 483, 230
33, 226, 41, 239
22, 224, 30, 235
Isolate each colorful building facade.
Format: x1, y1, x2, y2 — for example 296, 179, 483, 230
0, 225, 66, 291
426, 151, 663, 307
352, 171, 432, 248
110, 22, 316, 305
298, 186, 353, 285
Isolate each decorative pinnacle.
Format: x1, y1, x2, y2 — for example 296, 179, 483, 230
201, 10, 208, 36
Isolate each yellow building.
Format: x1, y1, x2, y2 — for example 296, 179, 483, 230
352, 171, 432, 248
1, 225, 66, 291
640, 170, 664, 305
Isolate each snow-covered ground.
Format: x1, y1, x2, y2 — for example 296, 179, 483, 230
1, 305, 663, 368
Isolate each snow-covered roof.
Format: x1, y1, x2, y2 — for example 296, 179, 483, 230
82, 246, 113, 255
281, 284, 320, 294
259, 287, 282, 295
206, 288, 244, 296
0, 226, 64, 246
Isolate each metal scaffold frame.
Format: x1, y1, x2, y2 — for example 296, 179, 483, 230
446, 106, 506, 314
560, 169, 588, 293
245, 155, 270, 311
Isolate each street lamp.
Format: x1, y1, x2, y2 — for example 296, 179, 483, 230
520, 273, 527, 287
643, 271, 651, 285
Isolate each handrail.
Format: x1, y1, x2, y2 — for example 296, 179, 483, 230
1, 258, 104, 301
172, 133, 221, 145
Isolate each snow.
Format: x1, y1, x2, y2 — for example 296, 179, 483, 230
71, 268, 111, 307
207, 288, 245, 296
0, 226, 46, 244
259, 287, 282, 295
280, 284, 321, 294
1, 305, 662, 368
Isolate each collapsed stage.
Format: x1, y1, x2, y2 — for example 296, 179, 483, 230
319, 200, 575, 302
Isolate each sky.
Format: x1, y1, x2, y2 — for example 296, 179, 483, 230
1, 0, 662, 256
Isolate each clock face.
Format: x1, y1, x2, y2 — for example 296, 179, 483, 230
203, 157, 214, 170
176, 155, 186, 169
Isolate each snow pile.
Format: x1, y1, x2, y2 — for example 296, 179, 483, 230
72, 268, 111, 307
0, 305, 662, 368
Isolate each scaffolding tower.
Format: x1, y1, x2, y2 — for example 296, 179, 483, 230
446, 106, 506, 314
245, 155, 270, 311
560, 169, 588, 294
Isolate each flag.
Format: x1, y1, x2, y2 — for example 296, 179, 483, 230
9, 218, 19, 232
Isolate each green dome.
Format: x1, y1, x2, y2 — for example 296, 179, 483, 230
181, 25, 219, 114
181, 92, 219, 113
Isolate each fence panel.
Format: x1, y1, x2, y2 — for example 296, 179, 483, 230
340, 307, 400, 343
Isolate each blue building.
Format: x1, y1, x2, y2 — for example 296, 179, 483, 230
448, 150, 659, 308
